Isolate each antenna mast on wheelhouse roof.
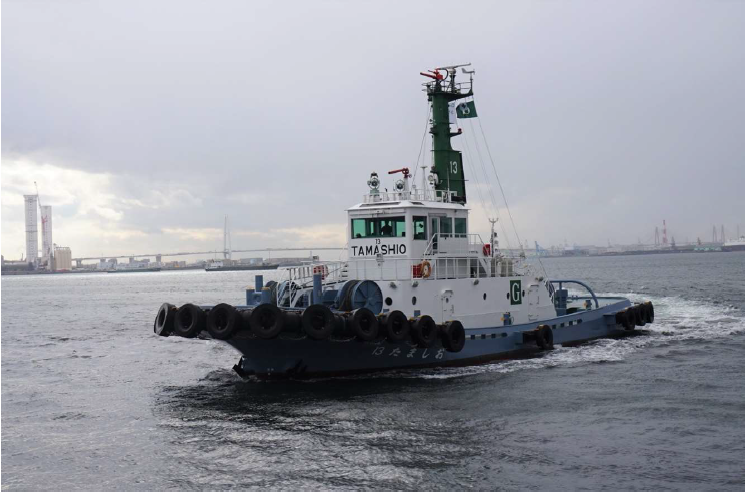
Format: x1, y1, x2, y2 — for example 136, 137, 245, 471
420, 63, 474, 204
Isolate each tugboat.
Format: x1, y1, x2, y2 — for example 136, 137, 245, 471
153, 64, 653, 379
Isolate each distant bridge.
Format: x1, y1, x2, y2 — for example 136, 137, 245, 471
72, 246, 346, 262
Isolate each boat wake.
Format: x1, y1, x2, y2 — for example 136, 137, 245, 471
358, 293, 745, 381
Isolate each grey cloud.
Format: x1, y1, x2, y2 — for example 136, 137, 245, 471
2, 0, 744, 257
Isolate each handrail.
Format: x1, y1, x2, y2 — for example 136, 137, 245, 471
279, 256, 529, 283
423, 233, 486, 257
362, 189, 456, 204
550, 279, 599, 308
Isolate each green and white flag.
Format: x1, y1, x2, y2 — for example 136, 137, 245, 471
456, 101, 478, 118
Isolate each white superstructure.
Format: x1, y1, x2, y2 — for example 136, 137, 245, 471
724, 236, 745, 247
277, 171, 556, 329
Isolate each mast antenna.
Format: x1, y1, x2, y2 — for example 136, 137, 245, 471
489, 218, 498, 256
419, 62, 473, 203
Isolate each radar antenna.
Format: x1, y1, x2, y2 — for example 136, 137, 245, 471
435, 62, 472, 71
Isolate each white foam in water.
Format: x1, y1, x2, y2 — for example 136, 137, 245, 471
369, 293, 745, 381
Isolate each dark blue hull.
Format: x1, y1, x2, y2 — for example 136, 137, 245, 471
228, 298, 632, 379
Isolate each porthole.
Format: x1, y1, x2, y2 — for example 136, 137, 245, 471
506, 293, 510, 300
385, 297, 393, 306
412, 296, 417, 306
522, 290, 526, 297
483, 293, 487, 301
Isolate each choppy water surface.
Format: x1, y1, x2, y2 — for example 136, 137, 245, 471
3, 253, 745, 489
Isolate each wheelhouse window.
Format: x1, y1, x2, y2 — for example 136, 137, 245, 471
351, 218, 372, 238
440, 217, 453, 236
455, 218, 467, 238
413, 216, 427, 240
351, 217, 406, 238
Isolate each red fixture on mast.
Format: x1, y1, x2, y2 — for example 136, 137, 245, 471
419, 69, 443, 80
388, 167, 411, 178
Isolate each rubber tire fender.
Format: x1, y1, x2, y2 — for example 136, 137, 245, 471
640, 303, 650, 324
411, 315, 438, 348
615, 310, 627, 329
331, 314, 351, 340
645, 301, 654, 323
350, 308, 379, 341
441, 320, 466, 353
535, 324, 554, 350
381, 310, 410, 342
634, 305, 645, 327
207, 303, 242, 340
174, 303, 206, 338
154, 302, 177, 336
249, 304, 285, 339
302, 304, 335, 340
281, 310, 304, 338
621, 309, 635, 330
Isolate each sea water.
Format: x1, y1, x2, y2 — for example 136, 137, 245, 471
2, 252, 744, 488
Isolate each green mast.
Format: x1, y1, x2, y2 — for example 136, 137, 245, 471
421, 63, 473, 203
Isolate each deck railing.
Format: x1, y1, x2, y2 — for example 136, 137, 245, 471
278, 253, 526, 285
362, 189, 456, 204
422, 233, 486, 257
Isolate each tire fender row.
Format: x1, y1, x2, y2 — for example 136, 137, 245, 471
153, 303, 467, 353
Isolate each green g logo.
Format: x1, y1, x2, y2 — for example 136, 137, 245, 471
510, 280, 522, 305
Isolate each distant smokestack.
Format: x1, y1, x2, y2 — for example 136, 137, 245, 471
24, 195, 39, 264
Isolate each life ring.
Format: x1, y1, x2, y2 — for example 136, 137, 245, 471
482, 244, 491, 257
420, 260, 432, 278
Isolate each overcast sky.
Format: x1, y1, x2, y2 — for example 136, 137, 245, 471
2, 0, 744, 260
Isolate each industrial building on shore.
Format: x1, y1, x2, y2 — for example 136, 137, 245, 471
2, 191, 73, 273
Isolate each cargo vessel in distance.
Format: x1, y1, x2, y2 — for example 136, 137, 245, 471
152, 64, 653, 379
205, 263, 279, 272
723, 236, 745, 252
